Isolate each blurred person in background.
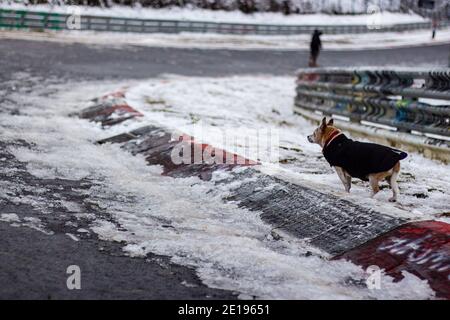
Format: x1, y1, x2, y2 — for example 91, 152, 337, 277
309, 29, 322, 67
431, 18, 438, 39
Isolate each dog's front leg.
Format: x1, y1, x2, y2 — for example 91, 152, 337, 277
335, 166, 351, 192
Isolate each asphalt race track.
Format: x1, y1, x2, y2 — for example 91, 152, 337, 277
1, 39, 449, 80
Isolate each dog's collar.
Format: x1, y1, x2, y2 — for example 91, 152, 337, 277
323, 130, 343, 149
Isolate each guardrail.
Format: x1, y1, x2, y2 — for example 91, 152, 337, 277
294, 68, 450, 161
0, 8, 448, 35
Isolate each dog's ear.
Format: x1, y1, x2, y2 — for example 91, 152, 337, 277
320, 117, 327, 131
327, 118, 334, 126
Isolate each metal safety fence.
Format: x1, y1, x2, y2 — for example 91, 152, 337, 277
0, 8, 447, 35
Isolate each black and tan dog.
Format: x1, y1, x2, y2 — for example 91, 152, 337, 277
307, 117, 408, 202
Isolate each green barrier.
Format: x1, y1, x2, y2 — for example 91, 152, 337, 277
0, 9, 66, 30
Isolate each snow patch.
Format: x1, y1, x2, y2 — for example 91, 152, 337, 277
0, 3, 428, 26
0, 213, 21, 223
2, 28, 449, 51
66, 233, 80, 241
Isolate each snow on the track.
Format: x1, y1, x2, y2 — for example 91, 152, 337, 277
2, 27, 449, 51
0, 212, 52, 235
1, 3, 428, 25
0, 213, 20, 223
0, 73, 444, 299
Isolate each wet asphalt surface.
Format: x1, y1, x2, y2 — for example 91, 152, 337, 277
0, 37, 448, 299
1, 39, 449, 81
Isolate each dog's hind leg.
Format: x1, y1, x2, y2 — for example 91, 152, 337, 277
388, 162, 401, 202
335, 166, 351, 192
369, 175, 380, 198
